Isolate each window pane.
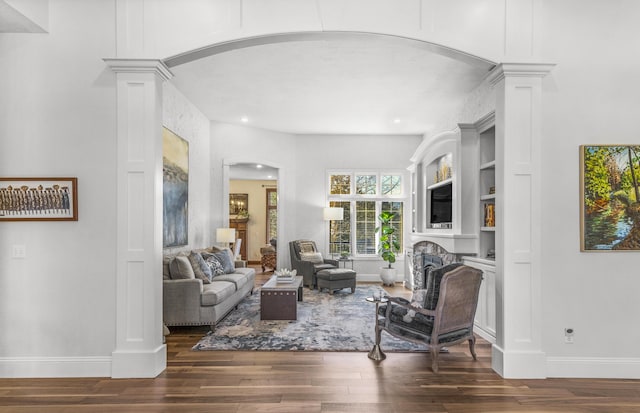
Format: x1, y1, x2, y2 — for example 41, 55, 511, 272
268, 190, 277, 206
356, 201, 376, 254
382, 201, 403, 251
330, 175, 351, 195
268, 209, 277, 240
381, 175, 402, 195
328, 201, 350, 256
266, 188, 277, 242
356, 175, 376, 194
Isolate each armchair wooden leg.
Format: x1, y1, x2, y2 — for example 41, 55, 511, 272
431, 347, 440, 373
468, 336, 477, 360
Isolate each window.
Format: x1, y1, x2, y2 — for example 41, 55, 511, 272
266, 188, 277, 242
327, 171, 405, 257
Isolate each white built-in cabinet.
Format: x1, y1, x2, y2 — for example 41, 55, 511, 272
408, 112, 497, 342
462, 256, 496, 342
460, 111, 496, 343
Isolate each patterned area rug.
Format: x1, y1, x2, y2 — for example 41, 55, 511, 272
193, 285, 428, 352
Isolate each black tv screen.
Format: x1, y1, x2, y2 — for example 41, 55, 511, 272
430, 183, 452, 224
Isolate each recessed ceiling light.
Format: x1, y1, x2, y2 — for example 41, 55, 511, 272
393, 118, 401, 124
256, 164, 263, 169
241, 116, 249, 123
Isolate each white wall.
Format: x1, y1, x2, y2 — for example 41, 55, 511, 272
209, 122, 297, 268
536, 0, 640, 376
294, 134, 422, 277
0, 0, 117, 376
2, 0, 639, 379
162, 82, 212, 252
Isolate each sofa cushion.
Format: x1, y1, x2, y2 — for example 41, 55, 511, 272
201, 281, 236, 306
169, 255, 195, 280
188, 251, 212, 283
314, 263, 335, 271
214, 272, 250, 291
300, 251, 324, 264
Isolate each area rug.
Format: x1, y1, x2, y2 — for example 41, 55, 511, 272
193, 285, 429, 352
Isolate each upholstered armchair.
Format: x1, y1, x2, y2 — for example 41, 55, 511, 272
375, 264, 483, 372
289, 239, 338, 289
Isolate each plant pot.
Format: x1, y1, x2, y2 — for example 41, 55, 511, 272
380, 267, 397, 286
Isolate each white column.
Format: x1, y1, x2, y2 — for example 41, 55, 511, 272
489, 63, 554, 378
105, 58, 172, 378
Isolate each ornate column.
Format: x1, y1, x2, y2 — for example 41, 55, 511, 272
104, 58, 172, 378
489, 63, 554, 378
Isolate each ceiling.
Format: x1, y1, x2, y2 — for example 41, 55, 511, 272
229, 163, 278, 181
168, 33, 495, 136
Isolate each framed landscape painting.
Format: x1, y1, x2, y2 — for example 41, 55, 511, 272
580, 145, 640, 251
163, 127, 189, 247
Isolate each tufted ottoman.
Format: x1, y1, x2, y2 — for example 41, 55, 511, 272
315, 268, 357, 294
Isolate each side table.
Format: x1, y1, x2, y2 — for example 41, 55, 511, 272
337, 257, 354, 269
366, 296, 388, 361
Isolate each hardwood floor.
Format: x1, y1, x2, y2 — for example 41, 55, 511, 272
1, 268, 639, 412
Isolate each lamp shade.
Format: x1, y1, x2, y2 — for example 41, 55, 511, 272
323, 207, 344, 221
216, 228, 236, 243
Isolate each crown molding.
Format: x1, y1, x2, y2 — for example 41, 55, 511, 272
488, 62, 556, 85
103, 58, 173, 81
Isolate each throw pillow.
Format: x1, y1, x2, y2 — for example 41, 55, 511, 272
423, 263, 463, 310
204, 249, 235, 274
162, 256, 172, 280
188, 251, 212, 283
202, 253, 225, 277
297, 241, 316, 253
300, 251, 324, 264
169, 255, 196, 280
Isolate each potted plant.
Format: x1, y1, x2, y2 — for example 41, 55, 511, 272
375, 210, 401, 285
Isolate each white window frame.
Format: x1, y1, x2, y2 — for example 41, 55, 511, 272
327, 170, 408, 258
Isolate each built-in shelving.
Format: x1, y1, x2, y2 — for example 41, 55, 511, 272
427, 177, 452, 190
478, 120, 496, 260
479, 160, 495, 170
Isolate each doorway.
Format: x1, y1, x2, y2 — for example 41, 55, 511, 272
227, 162, 279, 266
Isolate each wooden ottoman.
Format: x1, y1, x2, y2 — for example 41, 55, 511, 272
316, 268, 357, 294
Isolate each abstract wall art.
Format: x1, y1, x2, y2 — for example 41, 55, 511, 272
163, 127, 189, 247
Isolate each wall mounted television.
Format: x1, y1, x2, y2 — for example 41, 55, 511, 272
430, 182, 452, 225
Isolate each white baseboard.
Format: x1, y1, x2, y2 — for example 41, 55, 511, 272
547, 356, 640, 379
111, 345, 167, 378
357, 274, 404, 283
0, 356, 112, 378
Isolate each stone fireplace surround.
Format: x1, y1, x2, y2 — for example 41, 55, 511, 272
409, 241, 467, 290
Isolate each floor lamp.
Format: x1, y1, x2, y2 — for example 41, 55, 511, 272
323, 206, 343, 259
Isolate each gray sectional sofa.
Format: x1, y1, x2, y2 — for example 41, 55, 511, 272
162, 247, 255, 328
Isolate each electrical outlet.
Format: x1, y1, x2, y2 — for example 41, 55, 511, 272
564, 328, 574, 344
12, 244, 26, 259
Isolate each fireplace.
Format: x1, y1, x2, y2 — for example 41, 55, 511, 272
408, 241, 462, 290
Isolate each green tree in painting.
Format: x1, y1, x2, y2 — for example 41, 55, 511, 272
583, 146, 613, 213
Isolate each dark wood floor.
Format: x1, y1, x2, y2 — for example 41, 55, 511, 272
1, 269, 639, 412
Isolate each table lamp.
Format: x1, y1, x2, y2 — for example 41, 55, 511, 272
216, 227, 236, 249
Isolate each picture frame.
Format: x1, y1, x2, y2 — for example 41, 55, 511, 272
163, 127, 189, 247
0, 177, 78, 221
229, 193, 248, 216
580, 145, 640, 251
